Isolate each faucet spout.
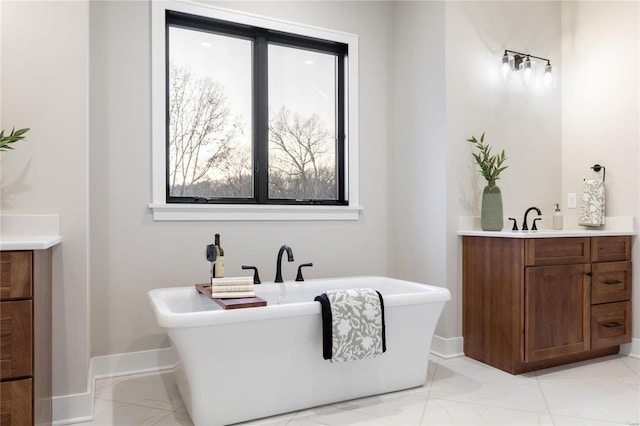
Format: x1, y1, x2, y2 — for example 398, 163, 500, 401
522, 207, 542, 231
275, 245, 294, 283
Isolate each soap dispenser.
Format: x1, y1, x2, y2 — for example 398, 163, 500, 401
553, 203, 563, 230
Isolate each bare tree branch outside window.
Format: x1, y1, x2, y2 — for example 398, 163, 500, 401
169, 64, 244, 197
168, 65, 337, 201
269, 106, 337, 200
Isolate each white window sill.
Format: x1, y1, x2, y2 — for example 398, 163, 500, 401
148, 203, 362, 221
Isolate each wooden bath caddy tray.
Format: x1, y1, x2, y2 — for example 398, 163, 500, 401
195, 284, 267, 310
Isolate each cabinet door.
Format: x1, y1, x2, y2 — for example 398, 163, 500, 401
0, 252, 32, 300
525, 264, 591, 362
0, 300, 33, 380
591, 301, 631, 349
591, 261, 632, 304
591, 236, 631, 263
0, 378, 32, 425
525, 238, 590, 266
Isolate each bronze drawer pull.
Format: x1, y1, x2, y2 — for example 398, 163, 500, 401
604, 279, 623, 285
603, 322, 623, 328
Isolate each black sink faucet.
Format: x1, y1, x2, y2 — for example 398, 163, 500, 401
522, 207, 542, 231
275, 245, 294, 283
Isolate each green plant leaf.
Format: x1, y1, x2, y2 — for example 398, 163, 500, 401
0, 127, 30, 152
465, 132, 508, 184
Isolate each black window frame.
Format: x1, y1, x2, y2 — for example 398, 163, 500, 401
165, 10, 348, 206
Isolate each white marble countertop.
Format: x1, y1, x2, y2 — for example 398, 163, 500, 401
458, 216, 636, 239
0, 236, 62, 250
457, 229, 635, 238
0, 214, 62, 250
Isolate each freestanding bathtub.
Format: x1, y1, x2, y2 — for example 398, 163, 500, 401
148, 276, 450, 425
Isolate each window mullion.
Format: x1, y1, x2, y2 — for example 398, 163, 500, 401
164, 18, 172, 202
254, 33, 269, 203
337, 53, 346, 202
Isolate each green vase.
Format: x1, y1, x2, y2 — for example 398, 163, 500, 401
481, 181, 503, 231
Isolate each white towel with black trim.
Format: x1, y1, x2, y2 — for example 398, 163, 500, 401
314, 288, 386, 362
579, 179, 605, 227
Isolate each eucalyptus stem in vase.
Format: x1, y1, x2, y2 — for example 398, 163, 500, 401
467, 132, 508, 231
0, 128, 30, 151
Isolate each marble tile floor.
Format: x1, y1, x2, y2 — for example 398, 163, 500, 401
70, 354, 639, 426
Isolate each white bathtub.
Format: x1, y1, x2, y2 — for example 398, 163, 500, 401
148, 276, 450, 425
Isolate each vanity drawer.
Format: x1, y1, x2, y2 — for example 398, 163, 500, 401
591, 236, 631, 263
0, 251, 32, 300
0, 378, 32, 426
0, 300, 33, 380
591, 261, 632, 304
591, 301, 631, 349
525, 238, 590, 266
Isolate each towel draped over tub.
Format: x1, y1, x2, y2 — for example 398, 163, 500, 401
314, 288, 386, 362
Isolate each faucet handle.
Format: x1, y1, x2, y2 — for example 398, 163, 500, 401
241, 265, 261, 284
295, 263, 313, 282
508, 218, 518, 231
532, 217, 542, 231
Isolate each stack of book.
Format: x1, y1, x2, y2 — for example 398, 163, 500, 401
210, 276, 255, 299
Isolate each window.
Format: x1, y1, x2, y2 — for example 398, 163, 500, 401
167, 21, 253, 200
151, 2, 359, 220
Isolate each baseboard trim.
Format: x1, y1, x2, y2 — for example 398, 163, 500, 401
619, 337, 640, 359
430, 334, 464, 359
51, 392, 93, 426
91, 346, 177, 379
52, 347, 177, 425
431, 335, 640, 359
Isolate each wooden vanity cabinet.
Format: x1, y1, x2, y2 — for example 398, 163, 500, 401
463, 236, 632, 374
0, 250, 52, 425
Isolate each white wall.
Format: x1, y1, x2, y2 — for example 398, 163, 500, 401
0, 1, 90, 396
446, 1, 562, 221
561, 1, 640, 339
443, 1, 562, 339
89, 1, 392, 356
387, 2, 448, 334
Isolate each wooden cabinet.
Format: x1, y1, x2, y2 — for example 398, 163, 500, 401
525, 237, 590, 266
0, 379, 32, 426
524, 263, 591, 362
591, 261, 632, 304
589, 236, 632, 350
1, 300, 33, 379
463, 236, 632, 374
591, 301, 632, 349
1, 252, 32, 299
0, 250, 52, 425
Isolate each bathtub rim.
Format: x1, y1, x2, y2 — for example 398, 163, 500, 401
148, 275, 451, 329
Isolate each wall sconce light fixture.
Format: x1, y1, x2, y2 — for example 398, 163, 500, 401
500, 49, 554, 89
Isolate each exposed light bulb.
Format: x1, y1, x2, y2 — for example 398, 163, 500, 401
522, 56, 533, 86
544, 62, 554, 89
500, 53, 510, 82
